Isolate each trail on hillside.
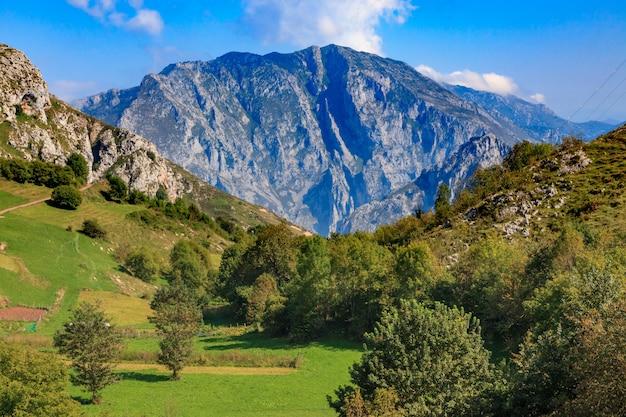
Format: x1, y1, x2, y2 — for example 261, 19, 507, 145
0, 183, 93, 217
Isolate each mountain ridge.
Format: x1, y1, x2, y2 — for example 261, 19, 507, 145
76, 44, 616, 235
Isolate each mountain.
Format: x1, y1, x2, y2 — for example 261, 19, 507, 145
449, 85, 617, 143
0, 43, 288, 230
75, 45, 614, 235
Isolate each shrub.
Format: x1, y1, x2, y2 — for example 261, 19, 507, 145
124, 247, 161, 283
81, 219, 107, 239
128, 189, 149, 205
106, 174, 127, 202
66, 153, 88, 184
50, 185, 82, 209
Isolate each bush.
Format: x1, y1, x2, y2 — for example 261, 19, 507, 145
66, 153, 88, 184
124, 247, 161, 283
128, 189, 149, 205
106, 174, 127, 202
81, 219, 107, 239
50, 185, 82, 209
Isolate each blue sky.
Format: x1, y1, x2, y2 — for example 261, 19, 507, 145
1, 1, 625, 123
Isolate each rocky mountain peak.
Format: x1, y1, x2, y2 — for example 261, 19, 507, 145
75, 45, 617, 235
0, 44, 50, 123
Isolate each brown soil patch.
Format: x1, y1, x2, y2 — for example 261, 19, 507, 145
114, 363, 296, 375
0, 307, 48, 321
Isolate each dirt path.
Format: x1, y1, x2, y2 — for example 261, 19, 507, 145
0, 183, 93, 216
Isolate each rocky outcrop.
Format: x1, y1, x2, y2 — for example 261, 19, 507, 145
78, 45, 526, 235
0, 44, 188, 201
0, 44, 50, 123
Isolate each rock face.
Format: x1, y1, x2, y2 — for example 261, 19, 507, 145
76, 45, 614, 235
0, 43, 189, 200
78, 45, 533, 235
0, 45, 50, 123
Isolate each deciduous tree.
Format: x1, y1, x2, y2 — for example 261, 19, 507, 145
54, 302, 122, 404
330, 300, 495, 417
150, 281, 202, 380
0, 341, 83, 416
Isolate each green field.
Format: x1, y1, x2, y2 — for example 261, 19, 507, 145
74, 336, 361, 417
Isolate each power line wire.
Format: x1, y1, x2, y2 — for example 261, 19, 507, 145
569, 58, 626, 121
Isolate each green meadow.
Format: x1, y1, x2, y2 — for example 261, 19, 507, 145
75, 336, 361, 417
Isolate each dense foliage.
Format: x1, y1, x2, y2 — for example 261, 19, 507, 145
211, 134, 626, 416
0, 157, 79, 187
0, 341, 83, 416
50, 185, 82, 209
54, 302, 122, 404
329, 300, 495, 416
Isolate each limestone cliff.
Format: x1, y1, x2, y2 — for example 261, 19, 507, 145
0, 43, 188, 200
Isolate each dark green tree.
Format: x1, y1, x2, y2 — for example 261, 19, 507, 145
51, 185, 82, 209
149, 281, 202, 380
106, 174, 127, 202
434, 182, 451, 224
0, 341, 83, 416
329, 300, 495, 417
66, 153, 89, 184
53, 302, 122, 404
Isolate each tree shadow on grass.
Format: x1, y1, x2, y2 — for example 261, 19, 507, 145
200, 331, 361, 353
118, 371, 171, 383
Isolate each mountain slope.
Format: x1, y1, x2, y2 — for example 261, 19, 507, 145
0, 43, 288, 230
449, 85, 617, 142
77, 45, 525, 235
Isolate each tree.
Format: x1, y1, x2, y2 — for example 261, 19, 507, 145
505, 264, 625, 417
51, 185, 82, 209
125, 247, 161, 283
66, 153, 88, 184
53, 302, 122, 404
329, 300, 495, 417
434, 182, 452, 224
241, 273, 286, 331
150, 281, 202, 380
0, 341, 83, 416
106, 174, 127, 202
169, 239, 211, 291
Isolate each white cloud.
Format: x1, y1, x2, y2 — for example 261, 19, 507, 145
242, 0, 415, 55
126, 8, 164, 35
416, 65, 519, 96
530, 93, 546, 104
66, 0, 164, 36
